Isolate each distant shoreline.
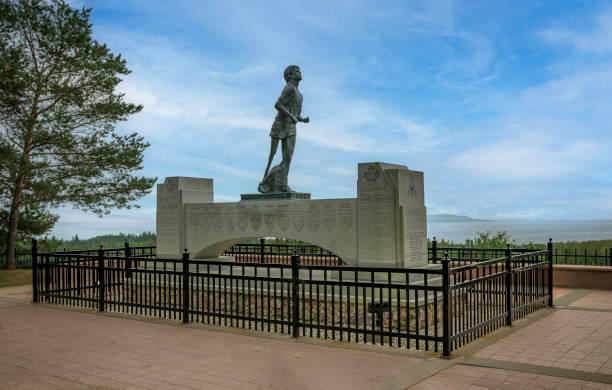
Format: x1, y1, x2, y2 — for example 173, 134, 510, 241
428, 214, 494, 223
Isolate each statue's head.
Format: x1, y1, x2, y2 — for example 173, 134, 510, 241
284, 65, 301, 82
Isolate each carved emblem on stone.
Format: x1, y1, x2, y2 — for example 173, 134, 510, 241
338, 210, 353, 232
237, 211, 248, 232
188, 214, 198, 235
363, 165, 379, 182
264, 211, 276, 231
165, 181, 177, 194
278, 211, 289, 231
292, 211, 305, 232
224, 211, 235, 232
199, 213, 211, 232
213, 212, 223, 232
322, 207, 336, 232
408, 176, 417, 197
250, 212, 262, 231
307, 210, 320, 232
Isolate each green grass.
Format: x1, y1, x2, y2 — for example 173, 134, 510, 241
0, 269, 32, 288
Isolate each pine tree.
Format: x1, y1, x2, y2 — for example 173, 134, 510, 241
0, 0, 156, 268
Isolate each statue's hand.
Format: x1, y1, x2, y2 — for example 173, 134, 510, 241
300, 116, 310, 123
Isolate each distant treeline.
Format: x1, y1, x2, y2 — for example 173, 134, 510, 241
32, 232, 156, 252
5, 231, 611, 254
431, 231, 612, 253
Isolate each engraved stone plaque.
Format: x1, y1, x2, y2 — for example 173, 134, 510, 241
224, 210, 235, 232
237, 209, 248, 232
402, 206, 427, 266
322, 204, 337, 232
250, 210, 262, 231
292, 210, 305, 232
278, 211, 289, 231
357, 163, 397, 264
307, 208, 320, 232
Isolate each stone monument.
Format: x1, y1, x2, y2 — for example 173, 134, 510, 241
155, 66, 428, 268
156, 162, 427, 268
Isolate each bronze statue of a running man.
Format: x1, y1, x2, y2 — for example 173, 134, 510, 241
259, 65, 309, 193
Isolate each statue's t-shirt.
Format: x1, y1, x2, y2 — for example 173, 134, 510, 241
270, 83, 302, 139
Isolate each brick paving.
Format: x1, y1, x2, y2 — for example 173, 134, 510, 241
570, 290, 612, 310
474, 290, 612, 376
408, 364, 612, 390
553, 287, 573, 301
2, 285, 612, 389
0, 286, 421, 390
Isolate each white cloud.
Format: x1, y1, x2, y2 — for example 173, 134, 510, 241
449, 139, 601, 180
539, 8, 612, 53
520, 68, 612, 115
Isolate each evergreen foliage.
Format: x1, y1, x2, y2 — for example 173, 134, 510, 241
0, 0, 156, 268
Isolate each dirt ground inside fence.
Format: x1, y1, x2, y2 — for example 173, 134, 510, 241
2, 284, 612, 389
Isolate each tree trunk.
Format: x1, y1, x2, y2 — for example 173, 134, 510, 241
6, 174, 25, 270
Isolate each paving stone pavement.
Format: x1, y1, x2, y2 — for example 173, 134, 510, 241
0, 285, 426, 390
570, 290, 612, 310
407, 364, 612, 390
2, 284, 612, 389
474, 307, 612, 375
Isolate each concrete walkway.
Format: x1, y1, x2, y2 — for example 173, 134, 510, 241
1, 285, 612, 389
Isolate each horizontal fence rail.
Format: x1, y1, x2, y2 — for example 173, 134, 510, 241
32, 239, 554, 357
1, 243, 155, 269
222, 239, 344, 266
7, 238, 610, 268
429, 238, 611, 267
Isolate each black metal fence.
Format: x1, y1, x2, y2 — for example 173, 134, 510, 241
429, 238, 612, 267
222, 239, 343, 266
32, 239, 553, 357
1, 243, 155, 269
7, 238, 610, 269
0, 251, 33, 269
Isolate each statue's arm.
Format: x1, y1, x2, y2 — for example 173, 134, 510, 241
274, 101, 297, 123
274, 85, 298, 123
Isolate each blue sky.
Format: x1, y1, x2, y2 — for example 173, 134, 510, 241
52, 0, 612, 238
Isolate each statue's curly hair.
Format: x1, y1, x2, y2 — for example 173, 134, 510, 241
284, 65, 300, 82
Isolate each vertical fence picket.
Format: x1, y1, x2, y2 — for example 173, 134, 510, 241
442, 252, 451, 358
44, 254, 50, 302
32, 238, 38, 303
183, 250, 189, 323
291, 255, 300, 337
432, 237, 437, 263
98, 247, 105, 312
505, 245, 512, 326
260, 238, 265, 263
548, 239, 554, 307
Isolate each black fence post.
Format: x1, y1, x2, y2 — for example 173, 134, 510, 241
505, 245, 512, 326
260, 238, 266, 263
98, 246, 105, 312
32, 238, 38, 303
44, 253, 50, 302
183, 249, 190, 324
548, 239, 554, 307
291, 254, 300, 338
442, 252, 451, 358
432, 237, 437, 263
125, 240, 132, 279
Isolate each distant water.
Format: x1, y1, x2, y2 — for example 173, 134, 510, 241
427, 220, 612, 244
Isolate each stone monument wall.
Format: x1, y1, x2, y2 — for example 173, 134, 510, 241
156, 162, 427, 268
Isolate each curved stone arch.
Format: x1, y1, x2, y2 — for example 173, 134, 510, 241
192, 234, 351, 264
